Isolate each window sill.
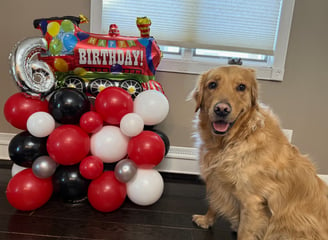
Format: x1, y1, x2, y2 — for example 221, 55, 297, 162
157, 57, 284, 81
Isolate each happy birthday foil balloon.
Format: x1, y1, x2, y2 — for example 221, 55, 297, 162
9, 14, 164, 99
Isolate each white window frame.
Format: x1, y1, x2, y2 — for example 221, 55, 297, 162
90, 0, 295, 81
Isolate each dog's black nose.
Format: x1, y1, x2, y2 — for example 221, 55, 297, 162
214, 102, 231, 117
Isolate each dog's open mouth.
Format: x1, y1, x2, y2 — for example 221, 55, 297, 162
211, 120, 234, 135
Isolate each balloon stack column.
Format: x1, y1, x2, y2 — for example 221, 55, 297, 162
4, 15, 170, 213
5, 87, 169, 212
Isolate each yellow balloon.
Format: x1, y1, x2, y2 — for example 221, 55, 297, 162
54, 58, 68, 72
47, 22, 60, 37
73, 67, 87, 76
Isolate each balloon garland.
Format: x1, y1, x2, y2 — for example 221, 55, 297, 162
4, 15, 170, 212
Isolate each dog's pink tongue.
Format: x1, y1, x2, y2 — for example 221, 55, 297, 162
213, 121, 229, 132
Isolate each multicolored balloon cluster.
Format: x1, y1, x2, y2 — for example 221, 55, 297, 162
46, 19, 80, 56
4, 87, 169, 212
41, 18, 90, 74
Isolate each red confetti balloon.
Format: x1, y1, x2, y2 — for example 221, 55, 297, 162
79, 111, 103, 133
47, 125, 90, 165
79, 156, 104, 180
88, 171, 127, 212
4, 92, 48, 130
6, 168, 53, 211
128, 131, 165, 169
95, 87, 133, 125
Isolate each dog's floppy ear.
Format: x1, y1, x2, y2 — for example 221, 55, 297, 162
189, 72, 207, 112
251, 82, 258, 107
247, 68, 258, 106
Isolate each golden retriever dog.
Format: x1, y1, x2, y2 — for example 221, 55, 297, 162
191, 66, 328, 239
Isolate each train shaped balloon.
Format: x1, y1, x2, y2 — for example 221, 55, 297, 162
9, 15, 164, 99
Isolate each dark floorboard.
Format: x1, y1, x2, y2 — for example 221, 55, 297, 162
0, 165, 237, 240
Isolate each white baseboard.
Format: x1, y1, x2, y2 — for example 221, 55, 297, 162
156, 146, 199, 175
1, 132, 327, 185
0, 133, 16, 161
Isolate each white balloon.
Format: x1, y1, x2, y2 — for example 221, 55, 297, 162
11, 163, 27, 177
120, 113, 144, 137
134, 90, 169, 125
127, 169, 164, 206
27, 111, 55, 137
90, 126, 129, 163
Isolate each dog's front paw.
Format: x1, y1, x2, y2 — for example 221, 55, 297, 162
192, 214, 214, 229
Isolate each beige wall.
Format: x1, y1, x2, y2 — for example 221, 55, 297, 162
1, 1, 328, 173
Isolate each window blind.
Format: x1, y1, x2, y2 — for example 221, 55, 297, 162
101, 0, 283, 55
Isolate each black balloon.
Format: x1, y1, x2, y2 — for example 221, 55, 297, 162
52, 164, 90, 203
48, 88, 91, 124
151, 129, 170, 156
8, 131, 48, 167
144, 125, 154, 130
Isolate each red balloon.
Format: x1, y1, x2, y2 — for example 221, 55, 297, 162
79, 156, 104, 179
128, 131, 165, 169
6, 168, 53, 211
79, 111, 103, 133
95, 87, 133, 125
47, 125, 90, 165
4, 92, 48, 130
88, 171, 126, 212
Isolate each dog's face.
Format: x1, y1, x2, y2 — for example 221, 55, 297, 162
193, 66, 258, 136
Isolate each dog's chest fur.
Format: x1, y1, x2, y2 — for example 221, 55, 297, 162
200, 139, 255, 190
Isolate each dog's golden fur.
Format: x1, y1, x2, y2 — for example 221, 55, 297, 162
191, 66, 328, 239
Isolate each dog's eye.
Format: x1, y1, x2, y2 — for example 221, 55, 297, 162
236, 84, 246, 92
208, 81, 217, 90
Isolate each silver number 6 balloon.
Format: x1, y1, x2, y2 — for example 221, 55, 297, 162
9, 37, 55, 99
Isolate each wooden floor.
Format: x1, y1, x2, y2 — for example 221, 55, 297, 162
0, 164, 237, 240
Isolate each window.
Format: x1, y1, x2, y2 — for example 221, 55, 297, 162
90, 0, 295, 81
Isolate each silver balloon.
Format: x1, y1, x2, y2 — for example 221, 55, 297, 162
32, 155, 57, 179
114, 159, 138, 183
9, 37, 55, 98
